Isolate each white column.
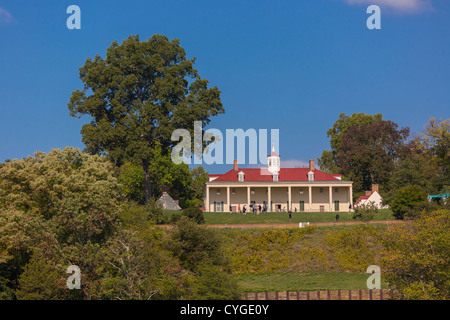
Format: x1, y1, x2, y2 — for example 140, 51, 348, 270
329, 186, 333, 212
247, 186, 251, 207
288, 186, 292, 211
227, 186, 230, 212
205, 185, 210, 212
349, 185, 353, 211
308, 186, 312, 212
268, 186, 271, 212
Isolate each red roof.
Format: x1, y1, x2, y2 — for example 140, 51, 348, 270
356, 195, 370, 204
209, 168, 343, 182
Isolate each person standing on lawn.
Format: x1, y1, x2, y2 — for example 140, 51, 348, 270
336, 213, 340, 222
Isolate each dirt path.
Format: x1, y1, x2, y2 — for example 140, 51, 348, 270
205, 219, 403, 229
159, 220, 403, 229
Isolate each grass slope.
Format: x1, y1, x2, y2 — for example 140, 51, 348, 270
164, 209, 394, 224
236, 271, 389, 292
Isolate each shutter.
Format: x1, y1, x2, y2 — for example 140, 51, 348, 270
300, 201, 304, 212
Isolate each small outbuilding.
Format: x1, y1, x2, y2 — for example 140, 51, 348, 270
157, 187, 181, 210
355, 184, 388, 209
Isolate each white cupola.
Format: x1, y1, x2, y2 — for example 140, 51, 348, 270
267, 144, 280, 175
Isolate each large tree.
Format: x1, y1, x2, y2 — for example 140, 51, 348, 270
417, 118, 450, 193
318, 113, 383, 174
0, 147, 123, 299
337, 120, 410, 192
68, 34, 224, 203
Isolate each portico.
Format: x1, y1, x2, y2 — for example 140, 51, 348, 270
205, 147, 353, 213
205, 182, 353, 212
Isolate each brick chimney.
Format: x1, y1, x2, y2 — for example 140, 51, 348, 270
371, 184, 379, 194
309, 159, 315, 171
233, 159, 239, 171
365, 190, 372, 196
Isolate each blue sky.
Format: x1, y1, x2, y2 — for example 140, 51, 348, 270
0, 0, 449, 174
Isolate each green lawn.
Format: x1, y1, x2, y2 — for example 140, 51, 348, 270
167, 208, 394, 224
161, 210, 394, 292
235, 271, 390, 292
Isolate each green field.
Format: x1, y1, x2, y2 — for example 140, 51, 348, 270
236, 271, 390, 292
162, 209, 395, 292
164, 208, 395, 224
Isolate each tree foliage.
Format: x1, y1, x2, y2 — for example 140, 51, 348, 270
318, 113, 383, 174
68, 34, 224, 202
390, 185, 429, 219
165, 217, 240, 299
15, 250, 63, 300
0, 147, 123, 299
352, 201, 377, 223
118, 146, 192, 205
180, 207, 205, 224
381, 209, 450, 299
416, 118, 450, 193
188, 166, 209, 207
337, 120, 410, 192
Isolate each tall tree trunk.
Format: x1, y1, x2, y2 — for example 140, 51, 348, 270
142, 159, 152, 204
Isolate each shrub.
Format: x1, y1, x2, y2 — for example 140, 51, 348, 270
324, 225, 383, 272
390, 185, 428, 219
352, 201, 377, 222
15, 251, 64, 300
120, 200, 168, 227
381, 209, 450, 300
181, 207, 205, 224
223, 227, 314, 275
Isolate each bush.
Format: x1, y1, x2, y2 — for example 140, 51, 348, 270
15, 251, 64, 300
120, 200, 168, 227
181, 207, 205, 224
352, 201, 377, 222
381, 209, 450, 299
169, 212, 183, 224
390, 185, 428, 219
223, 228, 314, 275
168, 217, 226, 273
324, 225, 383, 272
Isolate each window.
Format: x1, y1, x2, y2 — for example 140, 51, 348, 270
308, 171, 314, 181
238, 172, 244, 182
273, 174, 279, 182
335, 187, 339, 193
320, 188, 323, 193
216, 188, 221, 195
299, 188, 304, 195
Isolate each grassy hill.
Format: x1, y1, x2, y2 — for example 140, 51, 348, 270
164, 208, 395, 224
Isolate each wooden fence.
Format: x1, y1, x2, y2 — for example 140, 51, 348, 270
242, 289, 394, 300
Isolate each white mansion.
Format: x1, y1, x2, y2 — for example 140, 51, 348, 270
205, 147, 353, 212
